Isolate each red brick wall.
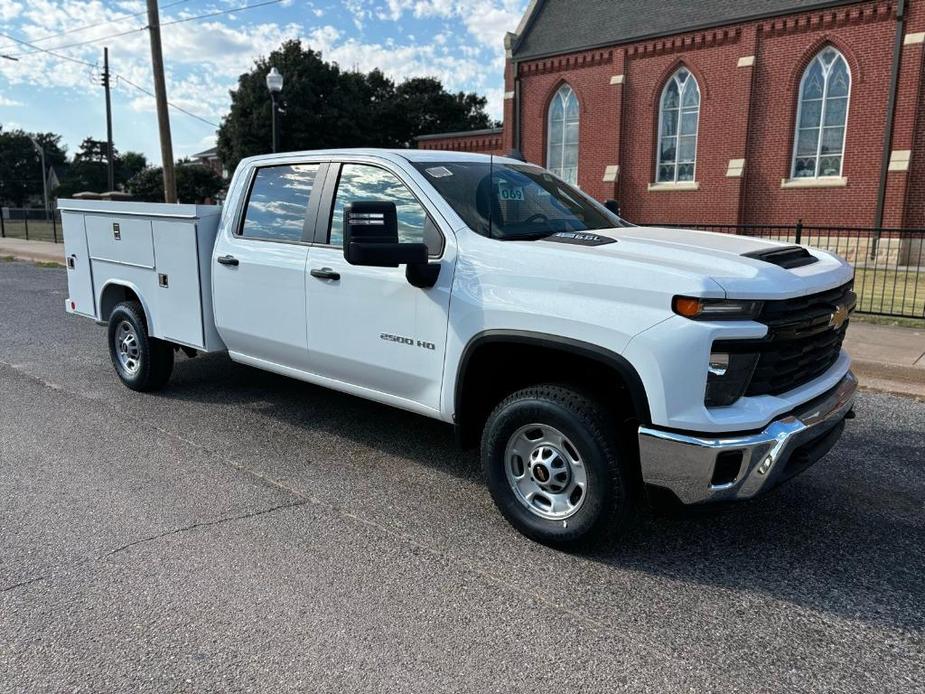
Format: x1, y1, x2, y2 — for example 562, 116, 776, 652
744, 3, 896, 227
419, 0, 925, 229
416, 131, 505, 156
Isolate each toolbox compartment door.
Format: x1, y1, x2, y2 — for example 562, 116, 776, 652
86, 215, 155, 268
151, 220, 205, 349
61, 211, 97, 318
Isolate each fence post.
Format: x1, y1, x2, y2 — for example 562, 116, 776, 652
795, 219, 803, 245
0, 212, 4, 238
53, 212, 58, 243
24, 215, 29, 240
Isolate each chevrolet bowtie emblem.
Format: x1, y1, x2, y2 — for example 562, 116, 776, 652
829, 303, 850, 330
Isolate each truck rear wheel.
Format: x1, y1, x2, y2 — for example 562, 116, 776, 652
481, 385, 632, 548
107, 301, 174, 392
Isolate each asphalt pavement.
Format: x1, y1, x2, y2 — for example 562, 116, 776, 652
1, 259, 923, 693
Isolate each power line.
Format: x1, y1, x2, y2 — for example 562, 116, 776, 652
0, 30, 96, 68
6, 0, 289, 57
0, 30, 220, 129
116, 74, 220, 128
0, 0, 194, 53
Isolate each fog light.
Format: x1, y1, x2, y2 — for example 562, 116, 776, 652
704, 352, 759, 407
708, 353, 729, 377
757, 456, 773, 475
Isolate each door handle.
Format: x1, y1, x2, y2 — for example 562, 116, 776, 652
311, 268, 341, 281
217, 255, 239, 266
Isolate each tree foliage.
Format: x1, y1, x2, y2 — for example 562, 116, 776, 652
128, 161, 224, 203
0, 126, 67, 206
54, 139, 148, 198
217, 40, 494, 171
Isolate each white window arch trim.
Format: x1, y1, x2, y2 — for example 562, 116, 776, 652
546, 84, 580, 185
790, 46, 851, 180
656, 67, 701, 184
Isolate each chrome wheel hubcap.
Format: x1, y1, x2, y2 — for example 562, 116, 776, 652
115, 320, 141, 375
504, 424, 587, 520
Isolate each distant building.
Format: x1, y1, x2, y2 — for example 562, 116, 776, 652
418, 0, 925, 228
191, 146, 227, 178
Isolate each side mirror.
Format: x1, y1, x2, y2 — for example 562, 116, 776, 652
342, 200, 440, 288
343, 200, 427, 267
604, 199, 621, 216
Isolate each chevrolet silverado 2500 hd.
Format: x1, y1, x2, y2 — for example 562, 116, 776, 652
60, 149, 857, 547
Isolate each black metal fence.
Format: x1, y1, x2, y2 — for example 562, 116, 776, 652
2, 207, 922, 319
645, 221, 925, 320
0, 208, 63, 244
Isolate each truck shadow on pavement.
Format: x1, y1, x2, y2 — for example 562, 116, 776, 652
162, 353, 925, 636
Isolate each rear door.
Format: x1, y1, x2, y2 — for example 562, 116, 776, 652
212, 161, 325, 370
304, 161, 454, 411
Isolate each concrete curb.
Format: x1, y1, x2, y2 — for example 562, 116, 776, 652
852, 360, 925, 401
0, 240, 65, 266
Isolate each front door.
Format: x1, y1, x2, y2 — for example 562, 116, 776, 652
305, 162, 454, 412
212, 162, 322, 369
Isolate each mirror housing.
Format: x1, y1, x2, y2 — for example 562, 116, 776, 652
342, 199, 441, 288
344, 200, 399, 266
604, 199, 621, 216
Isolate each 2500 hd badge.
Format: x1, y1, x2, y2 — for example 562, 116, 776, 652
380, 333, 436, 350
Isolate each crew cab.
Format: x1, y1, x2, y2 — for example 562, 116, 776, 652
60, 149, 857, 547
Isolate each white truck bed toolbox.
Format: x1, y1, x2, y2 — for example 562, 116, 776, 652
59, 200, 225, 353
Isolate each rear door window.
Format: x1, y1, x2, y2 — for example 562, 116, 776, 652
240, 164, 320, 242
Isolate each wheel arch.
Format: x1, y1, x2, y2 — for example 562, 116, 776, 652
454, 330, 652, 447
98, 280, 153, 329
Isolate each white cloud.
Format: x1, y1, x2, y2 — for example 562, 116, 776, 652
0, 95, 22, 106
0, 0, 22, 21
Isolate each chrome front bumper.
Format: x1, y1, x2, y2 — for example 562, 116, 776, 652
638, 371, 858, 505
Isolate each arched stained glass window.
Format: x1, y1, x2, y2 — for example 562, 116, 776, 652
657, 68, 700, 183
792, 47, 851, 178
547, 84, 579, 185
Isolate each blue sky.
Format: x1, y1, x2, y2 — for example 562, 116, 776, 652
0, 0, 526, 163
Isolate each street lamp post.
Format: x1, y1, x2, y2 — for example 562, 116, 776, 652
29, 137, 49, 216
266, 67, 284, 153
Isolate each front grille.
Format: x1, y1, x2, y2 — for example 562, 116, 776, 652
717, 282, 855, 397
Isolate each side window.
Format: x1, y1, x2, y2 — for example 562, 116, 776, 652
329, 164, 442, 255
240, 164, 319, 242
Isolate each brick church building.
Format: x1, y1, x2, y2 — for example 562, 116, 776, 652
416, 0, 925, 228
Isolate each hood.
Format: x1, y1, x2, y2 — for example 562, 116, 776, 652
536, 226, 853, 299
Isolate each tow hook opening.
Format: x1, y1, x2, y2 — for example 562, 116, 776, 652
710, 450, 744, 487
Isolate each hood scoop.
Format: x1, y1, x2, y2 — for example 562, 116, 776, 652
742, 245, 818, 269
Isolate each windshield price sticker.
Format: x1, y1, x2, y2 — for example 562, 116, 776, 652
497, 184, 525, 201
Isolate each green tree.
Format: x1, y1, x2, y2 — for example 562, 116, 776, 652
117, 151, 148, 183
55, 140, 148, 198
0, 126, 68, 206
128, 161, 224, 203
217, 40, 494, 171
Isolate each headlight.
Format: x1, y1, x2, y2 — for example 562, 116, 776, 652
705, 352, 759, 407
673, 296, 763, 320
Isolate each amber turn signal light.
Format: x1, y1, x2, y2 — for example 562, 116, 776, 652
672, 296, 703, 318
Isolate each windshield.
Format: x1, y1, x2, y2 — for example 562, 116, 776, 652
412, 161, 629, 240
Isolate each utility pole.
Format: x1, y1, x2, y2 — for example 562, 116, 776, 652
29, 137, 49, 215
145, 0, 177, 203
102, 47, 115, 192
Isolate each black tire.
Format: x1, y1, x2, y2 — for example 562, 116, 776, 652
481, 384, 632, 548
107, 300, 174, 392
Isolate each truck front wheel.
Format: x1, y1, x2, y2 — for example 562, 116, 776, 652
107, 301, 174, 392
481, 385, 632, 548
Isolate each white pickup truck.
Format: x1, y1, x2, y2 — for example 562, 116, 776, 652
60, 149, 858, 547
